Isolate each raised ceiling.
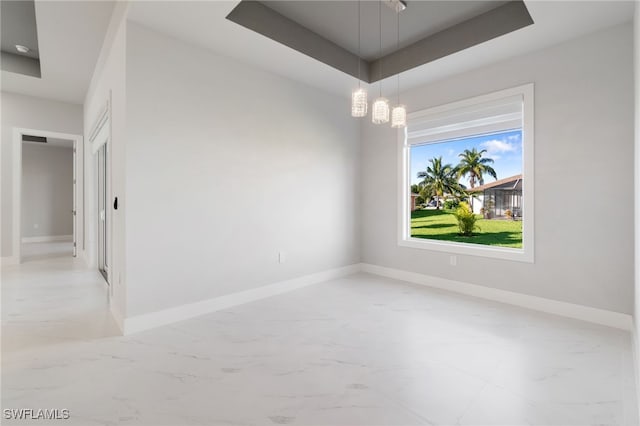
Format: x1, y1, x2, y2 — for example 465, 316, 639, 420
1, 0, 41, 78
128, 1, 633, 99
5, 1, 632, 105
262, 1, 511, 61
227, 1, 534, 83
1, 1, 115, 104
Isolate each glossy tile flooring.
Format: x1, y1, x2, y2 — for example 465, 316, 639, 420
2, 256, 638, 425
21, 240, 74, 263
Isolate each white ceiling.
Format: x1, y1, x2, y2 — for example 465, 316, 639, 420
128, 1, 634, 99
1, 0, 40, 59
1, 1, 633, 105
1, 0, 115, 104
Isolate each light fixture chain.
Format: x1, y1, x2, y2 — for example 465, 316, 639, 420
358, 0, 361, 87
397, 8, 400, 104
379, 0, 382, 97
391, 0, 407, 129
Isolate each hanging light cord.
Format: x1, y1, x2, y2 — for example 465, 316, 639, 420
379, 0, 382, 97
357, 0, 361, 88
396, 8, 400, 105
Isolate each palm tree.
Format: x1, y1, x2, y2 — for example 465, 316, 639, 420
457, 148, 497, 188
417, 157, 464, 210
457, 148, 497, 211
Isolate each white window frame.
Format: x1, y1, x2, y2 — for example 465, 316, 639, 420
398, 84, 534, 263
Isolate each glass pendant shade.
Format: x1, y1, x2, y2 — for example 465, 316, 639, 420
391, 105, 407, 128
351, 88, 368, 117
372, 97, 390, 124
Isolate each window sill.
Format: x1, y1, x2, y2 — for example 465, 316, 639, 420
398, 237, 534, 263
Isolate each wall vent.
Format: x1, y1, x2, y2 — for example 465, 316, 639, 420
22, 135, 47, 143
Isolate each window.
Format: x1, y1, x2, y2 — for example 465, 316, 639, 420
399, 84, 534, 262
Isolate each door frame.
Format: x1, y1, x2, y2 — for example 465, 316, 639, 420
12, 128, 84, 264
88, 98, 111, 286
96, 142, 110, 283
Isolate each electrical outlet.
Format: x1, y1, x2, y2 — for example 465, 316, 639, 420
449, 255, 457, 266
279, 251, 286, 264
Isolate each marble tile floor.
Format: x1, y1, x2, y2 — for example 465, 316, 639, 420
21, 241, 74, 263
2, 257, 638, 425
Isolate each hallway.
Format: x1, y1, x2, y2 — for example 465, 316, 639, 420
1, 255, 118, 355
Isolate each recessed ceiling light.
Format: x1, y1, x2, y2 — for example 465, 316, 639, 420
15, 45, 30, 54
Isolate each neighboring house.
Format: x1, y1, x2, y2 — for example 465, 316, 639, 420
470, 174, 522, 218
410, 193, 420, 211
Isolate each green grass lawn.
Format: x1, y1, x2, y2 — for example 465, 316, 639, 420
411, 209, 523, 248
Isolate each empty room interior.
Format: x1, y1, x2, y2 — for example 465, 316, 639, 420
1, 0, 640, 425
20, 135, 76, 262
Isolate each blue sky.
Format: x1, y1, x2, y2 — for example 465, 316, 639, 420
410, 130, 523, 186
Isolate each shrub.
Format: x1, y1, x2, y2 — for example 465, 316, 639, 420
453, 202, 479, 236
443, 199, 460, 210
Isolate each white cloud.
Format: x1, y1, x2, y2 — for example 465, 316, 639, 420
480, 139, 516, 155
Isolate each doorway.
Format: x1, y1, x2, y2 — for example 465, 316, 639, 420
12, 128, 83, 264
96, 143, 109, 282
88, 99, 112, 286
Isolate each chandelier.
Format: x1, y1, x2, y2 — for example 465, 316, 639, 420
351, 1, 367, 118
350, 0, 406, 128
391, 6, 406, 128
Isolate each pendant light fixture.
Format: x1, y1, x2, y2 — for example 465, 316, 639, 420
372, 0, 390, 124
391, 7, 407, 128
351, 1, 367, 117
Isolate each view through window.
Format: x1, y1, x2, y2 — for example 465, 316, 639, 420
408, 129, 524, 249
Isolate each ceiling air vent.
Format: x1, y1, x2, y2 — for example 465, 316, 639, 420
22, 135, 47, 143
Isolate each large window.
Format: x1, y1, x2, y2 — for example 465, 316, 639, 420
399, 85, 534, 262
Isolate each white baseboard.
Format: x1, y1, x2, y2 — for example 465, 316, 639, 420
633, 323, 640, 422
22, 235, 73, 243
117, 261, 632, 335
360, 263, 633, 331
123, 264, 361, 335
1, 256, 18, 267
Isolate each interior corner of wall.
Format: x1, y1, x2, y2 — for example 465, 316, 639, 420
84, 0, 130, 106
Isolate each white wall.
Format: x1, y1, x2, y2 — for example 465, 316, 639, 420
21, 144, 73, 238
361, 24, 634, 315
83, 2, 128, 324
633, 0, 640, 410
125, 23, 360, 316
0, 92, 83, 258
